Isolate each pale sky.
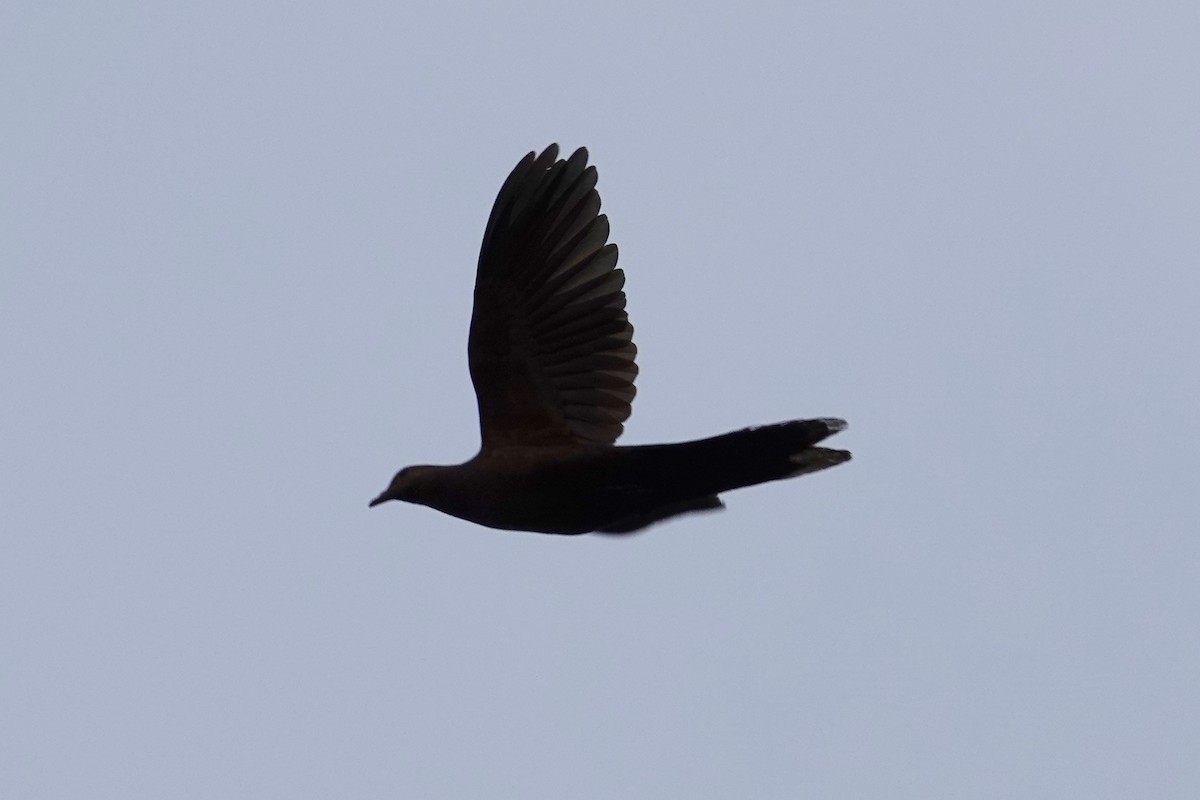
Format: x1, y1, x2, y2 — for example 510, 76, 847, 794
3, 1, 1198, 797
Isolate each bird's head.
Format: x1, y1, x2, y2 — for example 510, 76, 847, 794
369, 465, 440, 508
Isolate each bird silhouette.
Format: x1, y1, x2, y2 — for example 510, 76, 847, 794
370, 145, 849, 534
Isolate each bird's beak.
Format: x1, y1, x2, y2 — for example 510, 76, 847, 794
368, 492, 390, 508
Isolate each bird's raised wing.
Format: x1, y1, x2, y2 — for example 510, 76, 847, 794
468, 145, 637, 451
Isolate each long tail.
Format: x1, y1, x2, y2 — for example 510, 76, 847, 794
597, 418, 850, 533
670, 418, 851, 492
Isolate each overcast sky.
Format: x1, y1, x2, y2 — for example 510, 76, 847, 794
3, 1, 1198, 798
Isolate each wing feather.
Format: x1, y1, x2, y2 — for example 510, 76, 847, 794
468, 145, 637, 449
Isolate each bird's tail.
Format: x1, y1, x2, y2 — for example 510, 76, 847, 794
619, 417, 850, 497
688, 417, 850, 489
595, 419, 849, 534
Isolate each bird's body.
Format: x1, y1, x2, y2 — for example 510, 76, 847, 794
376, 419, 848, 534
371, 145, 850, 534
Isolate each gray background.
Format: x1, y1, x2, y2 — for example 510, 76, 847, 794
4, 1, 1197, 797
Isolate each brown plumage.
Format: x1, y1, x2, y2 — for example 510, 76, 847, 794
370, 145, 849, 534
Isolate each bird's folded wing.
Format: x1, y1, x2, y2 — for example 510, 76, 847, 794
468, 144, 637, 450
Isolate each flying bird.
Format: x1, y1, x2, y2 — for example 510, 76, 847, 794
370, 145, 849, 534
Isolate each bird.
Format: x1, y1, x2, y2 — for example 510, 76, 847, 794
369, 144, 850, 534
